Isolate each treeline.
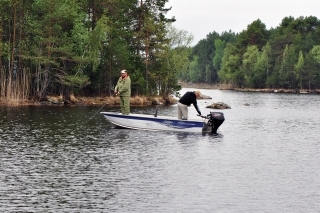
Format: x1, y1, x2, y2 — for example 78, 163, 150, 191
3, 1, 320, 106
183, 16, 320, 91
0, 0, 194, 105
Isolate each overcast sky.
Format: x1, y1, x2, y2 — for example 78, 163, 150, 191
165, 0, 320, 45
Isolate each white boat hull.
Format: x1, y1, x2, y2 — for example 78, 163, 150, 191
100, 112, 205, 132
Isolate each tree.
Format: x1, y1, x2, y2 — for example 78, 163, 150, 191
158, 24, 193, 96
218, 43, 242, 86
304, 50, 318, 90
311, 45, 320, 63
189, 55, 201, 83
236, 19, 269, 52
133, 0, 175, 94
277, 44, 297, 88
242, 45, 259, 87
294, 51, 304, 90
25, 0, 94, 100
212, 39, 225, 78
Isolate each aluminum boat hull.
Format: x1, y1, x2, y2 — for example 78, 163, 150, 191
100, 112, 205, 132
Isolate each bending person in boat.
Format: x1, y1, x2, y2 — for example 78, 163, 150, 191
177, 91, 202, 120
114, 70, 131, 115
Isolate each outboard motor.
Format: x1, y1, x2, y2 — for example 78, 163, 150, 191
202, 112, 225, 134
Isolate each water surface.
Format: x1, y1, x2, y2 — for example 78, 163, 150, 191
1, 89, 320, 212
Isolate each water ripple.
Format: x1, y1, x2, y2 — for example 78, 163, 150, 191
1, 92, 320, 212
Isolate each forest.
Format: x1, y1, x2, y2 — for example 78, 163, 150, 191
0, 0, 193, 105
185, 16, 320, 92
1, 1, 320, 105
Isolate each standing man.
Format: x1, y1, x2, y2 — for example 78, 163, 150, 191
114, 70, 131, 115
177, 90, 202, 120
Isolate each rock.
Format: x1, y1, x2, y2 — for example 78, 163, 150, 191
206, 102, 231, 109
152, 100, 163, 105
47, 97, 63, 104
199, 94, 212, 99
64, 100, 72, 105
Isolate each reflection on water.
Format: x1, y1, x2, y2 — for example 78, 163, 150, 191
1, 90, 320, 212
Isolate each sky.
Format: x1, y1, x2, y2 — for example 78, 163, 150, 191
165, 0, 320, 45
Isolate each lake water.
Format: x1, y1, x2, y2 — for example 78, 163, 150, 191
1, 88, 320, 212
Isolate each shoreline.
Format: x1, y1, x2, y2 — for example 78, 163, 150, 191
0, 95, 178, 107
179, 82, 320, 94
1, 84, 319, 106
222, 88, 320, 94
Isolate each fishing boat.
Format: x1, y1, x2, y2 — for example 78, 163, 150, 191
100, 111, 225, 134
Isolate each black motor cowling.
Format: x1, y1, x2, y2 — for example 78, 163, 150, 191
202, 112, 225, 134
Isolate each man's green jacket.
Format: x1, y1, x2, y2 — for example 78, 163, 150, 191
115, 76, 131, 97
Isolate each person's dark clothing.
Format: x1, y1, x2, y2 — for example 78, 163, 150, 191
178, 91, 201, 115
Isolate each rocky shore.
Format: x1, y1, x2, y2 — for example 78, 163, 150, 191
2, 83, 318, 106
38, 95, 179, 106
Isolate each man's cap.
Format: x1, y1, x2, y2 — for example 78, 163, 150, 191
121, 70, 127, 74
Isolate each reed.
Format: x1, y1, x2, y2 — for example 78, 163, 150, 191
0, 67, 31, 106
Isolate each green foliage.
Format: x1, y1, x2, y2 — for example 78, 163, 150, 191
190, 31, 235, 84
156, 24, 193, 95
311, 45, 320, 63
0, 0, 180, 100
88, 15, 109, 72
304, 50, 320, 89
189, 56, 201, 83
213, 39, 225, 71
60, 75, 91, 88
195, 16, 320, 91
294, 51, 305, 89
252, 43, 271, 88
218, 43, 242, 86
2, 1, 320, 102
